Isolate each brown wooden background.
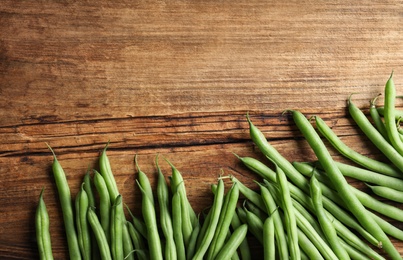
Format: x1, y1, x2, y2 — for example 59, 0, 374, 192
2, 0, 403, 259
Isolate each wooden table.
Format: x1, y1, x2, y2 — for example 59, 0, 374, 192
1, 1, 403, 259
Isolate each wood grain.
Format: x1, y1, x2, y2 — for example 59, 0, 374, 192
1, 0, 403, 258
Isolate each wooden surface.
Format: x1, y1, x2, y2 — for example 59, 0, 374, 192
2, 0, 403, 259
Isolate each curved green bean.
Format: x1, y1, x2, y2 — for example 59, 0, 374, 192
172, 190, 186, 260
35, 189, 54, 260
263, 216, 275, 260
291, 109, 401, 259
213, 224, 248, 260
110, 194, 124, 260
99, 143, 119, 204
93, 170, 111, 243
47, 144, 82, 260
87, 206, 112, 260
366, 184, 403, 203
75, 184, 91, 260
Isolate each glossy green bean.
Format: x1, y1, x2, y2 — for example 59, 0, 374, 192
87, 206, 112, 260
314, 115, 401, 178
192, 178, 224, 260
122, 223, 134, 260
383, 73, 403, 155
99, 143, 119, 204
110, 195, 124, 260
213, 224, 248, 260
230, 210, 251, 260
291, 109, 401, 259
186, 220, 201, 260
137, 180, 163, 260
207, 182, 239, 260
47, 145, 81, 260
35, 189, 54, 260
126, 221, 148, 260
367, 184, 403, 203
310, 175, 350, 260
370, 94, 389, 142
75, 184, 92, 260
263, 216, 275, 260
348, 96, 403, 173
172, 191, 186, 260
156, 156, 177, 260
243, 206, 264, 244
93, 170, 111, 243
297, 228, 324, 260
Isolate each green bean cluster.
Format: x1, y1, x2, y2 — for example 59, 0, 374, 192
35, 73, 403, 259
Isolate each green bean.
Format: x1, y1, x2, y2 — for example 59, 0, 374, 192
126, 221, 148, 260
35, 188, 54, 260
366, 183, 403, 203
310, 175, 350, 260
246, 115, 310, 194
87, 206, 112, 260
156, 156, 177, 260
370, 94, 390, 142
137, 180, 163, 260
122, 223, 134, 260
259, 183, 288, 260
193, 178, 225, 260
263, 216, 275, 260
135, 155, 154, 205
297, 228, 324, 260
93, 170, 111, 243
348, 96, 403, 173
275, 164, 300, 260
291, 109, 401, 259
371, 211, 403, 241
47, 144, 82, 260
230, 209, 251, 260
340, 239, 373, 260
125, 206, 148, 240
245, 200, 267, 222
207, 182, 239, 260
172, 191, 186, 260
213, 224, 248, 260
383, 72, 403, 156
186, 219, 201, 260
229, 175, 266, 211
99, 143, 119, 204
314, 115, 401, 177
110, 194, 124, 260
243, 206, 264, 244
75, 184, 92, 260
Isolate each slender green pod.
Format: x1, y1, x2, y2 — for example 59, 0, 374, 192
366, 184, 403, 203
263, 216, 275, 260
46, 144, 82, 260
348, 96, 403, 173
297, 228, 324, 260
93, 170, 111, 242
126, 221, 148, 260
243, 206, 264, 244
192, 178, 225, 260
110, 195, 124, 260
99, 143, 119, 204
125, 205, 147, 240
135, 155, 154, 205
87, 207, 112, 260
207, 182, 239, 260
370, 94, 390, 141
122, 223, 134, 260
310, 175, 350, 260
137, 180, 163, 260
75, 184, 92, 260
291, 110, 401, 259
275, 164, 300, 260
186, 220, 201, 260
213, 224, 248, 260
156, 156, 177, 260
314, 115, 401, 177
383, 72, 403, 156
35, 189, 54, 260
230, 209, 251, 260
172, 191, 186, 260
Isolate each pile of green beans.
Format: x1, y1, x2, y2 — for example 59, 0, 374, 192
35, 73, 403, 259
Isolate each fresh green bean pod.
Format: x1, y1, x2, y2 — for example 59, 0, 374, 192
87, 207, 112, 260
110, 195, 124, 260
47, 145, 82, 260
186, 220, 201, 260
122, 223, 134, 260
310, 175, 350, 260
93, 170, 111, 243
243, 206, 264, 244
193, 178, 225, 260
263, 216, 275, 260
35, 189, 54, 260
137, 180, 163, 260
275, 164, 300, 260
297, 228, 324, 260
366, 184, 403, 203
207, 182, 239, 260
314, 115, 401, 177
291, 110, 401, 259
383, 73, 403, 156
126, 221, 148, 260
75, 184, 92, 260
213, 224, 248, 260
348, 96, 403, 173
230, 210, 251, 260
99, 143, 119, 203
156, 156, 177, 260
370, 94, 390, 142
172, 191, 186, 260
